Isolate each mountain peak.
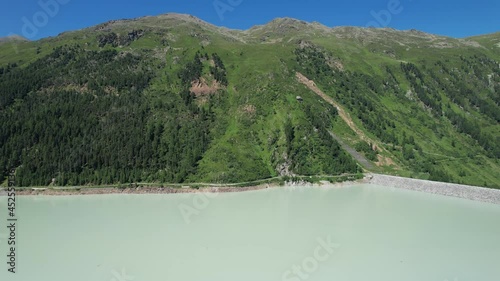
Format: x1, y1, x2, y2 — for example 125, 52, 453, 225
156, 13, 208, 23
0, 34, 29, 44
245, 17, 330, 39
85, 12, 219, 35
269, 17, 309, 25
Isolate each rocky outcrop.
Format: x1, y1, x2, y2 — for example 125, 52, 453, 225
97, 30, 145, 47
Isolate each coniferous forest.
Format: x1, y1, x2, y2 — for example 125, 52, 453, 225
0, 15, 498, 187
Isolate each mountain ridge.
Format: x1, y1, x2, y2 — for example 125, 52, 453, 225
0, 12, 498, 188
0, 34, 29, 44
3, 13, 499, 43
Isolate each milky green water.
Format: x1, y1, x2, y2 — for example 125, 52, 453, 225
1, 184, 500, 281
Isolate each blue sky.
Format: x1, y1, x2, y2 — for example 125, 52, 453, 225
0, 0, 499, 40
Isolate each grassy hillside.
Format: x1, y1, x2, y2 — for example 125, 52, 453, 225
0, 14, 498, 188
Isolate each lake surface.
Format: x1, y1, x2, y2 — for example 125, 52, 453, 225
1, 184, 500, 281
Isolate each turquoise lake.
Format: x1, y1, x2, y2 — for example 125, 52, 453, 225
1, 184, 500, 281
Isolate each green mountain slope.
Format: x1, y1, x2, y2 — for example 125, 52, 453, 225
0, 14, 498, 187
0, 35, 29, 44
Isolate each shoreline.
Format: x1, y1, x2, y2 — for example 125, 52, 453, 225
1, 183, 274, 196
2, 174, 499, 205
0, 174, 364, 196
0, 177, 364, 197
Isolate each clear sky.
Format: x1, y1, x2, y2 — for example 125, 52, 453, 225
0, 0, 499, 40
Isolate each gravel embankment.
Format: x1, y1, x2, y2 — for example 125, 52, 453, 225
328, 131, 374, 170
0, 185, 272, 196
365, 173, 500, 205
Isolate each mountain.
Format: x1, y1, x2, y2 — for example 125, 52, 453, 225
0, 14, 499, 188
0, 34, 29, 44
